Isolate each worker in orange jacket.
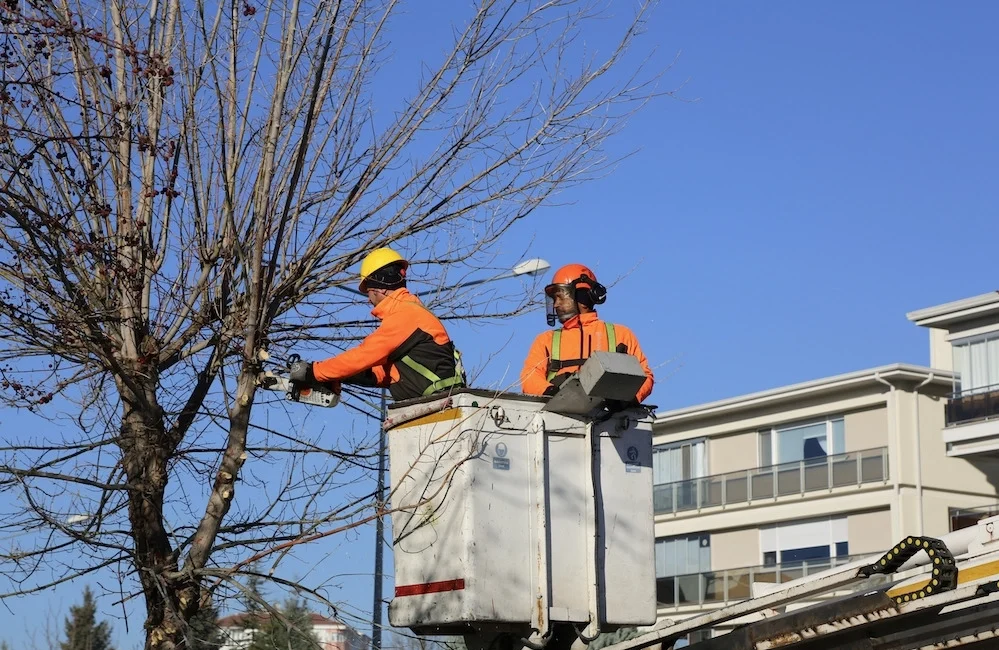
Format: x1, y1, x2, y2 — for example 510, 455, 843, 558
289, 248, 466, 401
520, 263, 654, 402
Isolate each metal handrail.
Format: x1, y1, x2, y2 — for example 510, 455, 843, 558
653, 447, 890, 515
948, 382, 999, 399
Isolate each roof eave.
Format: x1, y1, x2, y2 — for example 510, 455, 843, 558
906, 291, 999, 327
656, 364, 954, 426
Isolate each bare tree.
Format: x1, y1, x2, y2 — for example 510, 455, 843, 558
0, 0, 666, 648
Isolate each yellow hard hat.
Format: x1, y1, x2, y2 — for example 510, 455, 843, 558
358, 247, 408, 292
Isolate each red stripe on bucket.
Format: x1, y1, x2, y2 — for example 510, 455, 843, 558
394, 578, 466, 597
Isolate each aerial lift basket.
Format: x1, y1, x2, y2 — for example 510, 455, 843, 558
386, 353, 657, 650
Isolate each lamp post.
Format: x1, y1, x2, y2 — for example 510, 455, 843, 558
370, 258, 549, 650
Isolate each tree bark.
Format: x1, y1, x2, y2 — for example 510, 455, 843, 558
116, 362, 188, 649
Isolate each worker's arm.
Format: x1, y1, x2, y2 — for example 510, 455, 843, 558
520, 332, 554, 395
341, 368, 388, 388
313, 314, 413, 383
617, 325, 655, 402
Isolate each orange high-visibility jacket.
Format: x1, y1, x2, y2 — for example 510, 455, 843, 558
313, 288, 464, 401
520, 311, 654, 402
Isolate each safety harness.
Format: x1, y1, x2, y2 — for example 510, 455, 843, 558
394, 300, 466, 396
399, 348, 466, 397
546, 322, 617, 381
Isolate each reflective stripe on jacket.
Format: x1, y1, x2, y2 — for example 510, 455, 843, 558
313, 288, 465, 401
520, 311, 654, 402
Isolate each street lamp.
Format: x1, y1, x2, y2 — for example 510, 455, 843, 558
411, 258, 551, 297
344, 258, 552, 297
370, 258, 549, 650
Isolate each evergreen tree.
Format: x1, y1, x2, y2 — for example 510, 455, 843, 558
241, 568, 267, 616
59, 587, 114, 650
185, 597, 223, 650
246, 599, 320, 650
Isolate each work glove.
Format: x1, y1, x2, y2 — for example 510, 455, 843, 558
289, 360, 317, 385
543, 372, 572, 396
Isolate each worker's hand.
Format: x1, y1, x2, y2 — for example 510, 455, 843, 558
551, 373, 571, 388
328, 380, 342, 395
543, 372, 572, 396
289, 360, 317, 385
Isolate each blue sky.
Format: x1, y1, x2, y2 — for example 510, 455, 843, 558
2, 1, 998, 647
461, 1, 999, 409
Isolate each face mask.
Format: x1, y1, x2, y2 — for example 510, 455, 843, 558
545, 285, 578, 326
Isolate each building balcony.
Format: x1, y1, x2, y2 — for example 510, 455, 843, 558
950, 504, 999, 532
656, 555, 867, 608
653, 447, 889, 516
946, 386, 999, 427
941, 386, 999, 457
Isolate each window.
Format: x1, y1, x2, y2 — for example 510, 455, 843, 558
655, 534, 710, 578
759, 417, 845, 466
953, 334, 999, 394
654, 440, 707, 510
653, 439, 706, 485
758, 430, 772, 466
656, 534, 712, 606
673, 629, 712, 647
761, 516, 848, 567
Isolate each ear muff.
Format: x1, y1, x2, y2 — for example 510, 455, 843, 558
579, 274, 607, 305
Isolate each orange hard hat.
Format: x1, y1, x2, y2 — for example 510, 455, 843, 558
546, 263, 598, 294
544, 263, 606, 326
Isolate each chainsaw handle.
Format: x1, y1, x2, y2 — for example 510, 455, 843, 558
287, 354, 303, 401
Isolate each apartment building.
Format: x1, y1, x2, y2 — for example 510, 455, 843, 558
907, 291, 999, 458
652, 291, 999, 644
218, 612, 370, 650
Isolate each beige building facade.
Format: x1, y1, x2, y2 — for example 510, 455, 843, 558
907, 291, 999, 457
652, 292, 999, 644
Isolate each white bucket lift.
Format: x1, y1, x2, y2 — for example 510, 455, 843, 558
386, 353, 657, 650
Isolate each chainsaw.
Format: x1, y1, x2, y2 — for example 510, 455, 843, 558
257, 352, 340, 408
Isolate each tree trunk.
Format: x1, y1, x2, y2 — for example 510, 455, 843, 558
116, 363, 193, 650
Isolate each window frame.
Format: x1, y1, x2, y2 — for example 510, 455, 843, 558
951, 331, 999, 395
759, 515, 848, 567
758, 416, 845, 467
654, 533, 711, 578
653, 437, 707, 486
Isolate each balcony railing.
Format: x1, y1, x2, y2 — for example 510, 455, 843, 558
950, 504, 999, 532
946, 385, 999, 426
656, 555, 866, 607
653, 447, 889, 515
